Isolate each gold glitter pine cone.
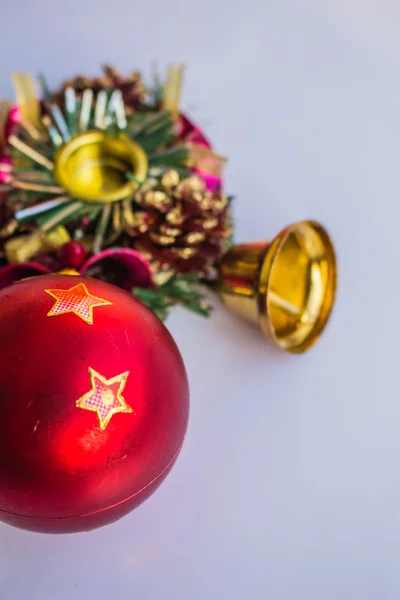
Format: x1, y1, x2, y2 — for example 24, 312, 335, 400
128, 170, 232, 275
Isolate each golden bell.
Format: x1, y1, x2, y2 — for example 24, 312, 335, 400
218, 220, 336, 353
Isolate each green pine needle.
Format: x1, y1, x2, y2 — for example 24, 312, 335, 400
148, 146, 188, 167
135, 125, 175, 153
129, 110, 172, 137
133, 273, 210, 321
37, 73, 51, 98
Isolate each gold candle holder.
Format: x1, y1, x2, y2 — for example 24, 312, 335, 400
54, 131, 148, 204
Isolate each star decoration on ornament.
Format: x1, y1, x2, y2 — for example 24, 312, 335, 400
44, 283, 112, 325
76, 367, 133, 430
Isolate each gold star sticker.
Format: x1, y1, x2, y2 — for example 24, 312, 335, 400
44, 283, 112, 325
76, 367, 133, 430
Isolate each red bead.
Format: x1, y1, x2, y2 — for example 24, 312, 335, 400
59, 240, 87, 269
0, 274, 189, 533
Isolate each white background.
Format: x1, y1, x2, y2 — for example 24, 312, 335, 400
1, 0, 399, 598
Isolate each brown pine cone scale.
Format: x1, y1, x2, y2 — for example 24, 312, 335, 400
129, 170, 231, 275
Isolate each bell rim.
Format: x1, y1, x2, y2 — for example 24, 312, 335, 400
258, 219, 337, 353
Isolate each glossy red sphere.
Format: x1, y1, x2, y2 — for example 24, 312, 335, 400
0, 274, 189, 533
59, 240, 87, 269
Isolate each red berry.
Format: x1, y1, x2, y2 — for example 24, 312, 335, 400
59, 241, 87, 269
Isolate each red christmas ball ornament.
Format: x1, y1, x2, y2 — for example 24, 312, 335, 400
0, 273, 189, 533
59, 240, 87, 269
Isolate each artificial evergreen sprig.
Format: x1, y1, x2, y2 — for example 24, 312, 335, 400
133, 272, 210, 321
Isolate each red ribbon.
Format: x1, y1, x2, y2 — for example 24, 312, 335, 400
0, 248, 154, 291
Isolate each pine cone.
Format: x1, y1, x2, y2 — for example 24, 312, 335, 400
128, 170, 232, 276
54, 65, 147, 111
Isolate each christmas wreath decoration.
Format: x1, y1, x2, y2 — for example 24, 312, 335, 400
0, 65, 232, 318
